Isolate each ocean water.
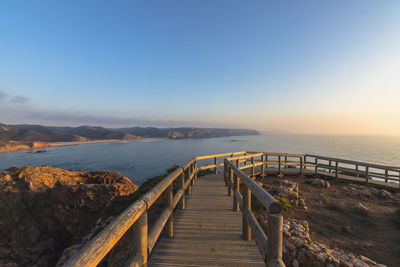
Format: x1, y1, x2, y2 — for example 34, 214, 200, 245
1, 134, 399, 185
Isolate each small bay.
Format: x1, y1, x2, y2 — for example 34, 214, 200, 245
1, 134, 399, 185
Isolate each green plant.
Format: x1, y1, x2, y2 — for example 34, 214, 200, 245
273, 195, 291, 209
102, 165, 182, 218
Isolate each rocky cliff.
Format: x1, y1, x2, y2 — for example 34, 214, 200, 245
0, 166, 138, 266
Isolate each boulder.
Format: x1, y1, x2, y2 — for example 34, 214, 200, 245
306, 178, 330, 189
359, 188, 376, 199
351, 202, 369, 216
378, 189, 391, 199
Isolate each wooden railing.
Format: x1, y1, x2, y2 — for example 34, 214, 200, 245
224, 153, 285, 267
64, 159, 197, 267
196, 151, 246, 174
305, 154, 400, 188
64, 151, 263, 267
64, 151, 399, 267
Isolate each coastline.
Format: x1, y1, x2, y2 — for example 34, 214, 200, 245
0, 138, 163, 154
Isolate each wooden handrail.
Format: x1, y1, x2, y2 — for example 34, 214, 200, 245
64, 162, 192, 267
195, 151, 246, 160
305, 154, 400, 188
224, 154, 285, 266
306, 154, 400, 171
65, 200, 147, 266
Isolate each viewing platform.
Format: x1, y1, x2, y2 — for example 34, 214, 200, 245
64, 151, 400, 267
149, 173, 265, 266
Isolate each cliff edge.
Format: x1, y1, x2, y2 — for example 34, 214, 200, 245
0, 166, 138, 266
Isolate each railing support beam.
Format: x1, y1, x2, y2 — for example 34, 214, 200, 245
133, 211, 148, 267
267, 213, 283, 265
242, 185, 251, 240
233, 173, 239, 212
228, 167, 233, 196
179, 172, 185, 210
166, 184, 173, 238
261, 155, 265, 177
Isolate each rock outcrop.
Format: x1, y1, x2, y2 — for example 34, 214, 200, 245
283, 220, 386, 267
0, 166, 138, 267
345, 184, 393, 200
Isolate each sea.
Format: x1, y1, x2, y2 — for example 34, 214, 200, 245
1, 134, 399, 185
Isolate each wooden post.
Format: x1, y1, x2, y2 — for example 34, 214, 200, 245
224, 163, 227, 186
329, 160, 332, 173
251, 156, 255, 178
398, 171, 400, 189
356, 164, 359, 178
300, 157, 303, 176
236, 159, 240, 168
190, 163, 195, 186
133, 211, 148, 266
303, 155, 307, 169
278, 156, 282, 176
315, 158, 318, 175
267, 213, 283, 265
194, 160, 197, 182
228, 167, 233, 196
243, 185, 251, 240
189, 165, 194, 186
261, 154, 265, 177
365, 166, 369, 184
244, 152, 247, 166
214, 157, 218, 174
335, 161, 339, 179
233, 173, 239, 212
284, 156, 288, 168
179, 172, 185, 210
385, 169, 388, 183
185, 169, 191, 195
265, 154, 269, 169
166, 184, 173, 238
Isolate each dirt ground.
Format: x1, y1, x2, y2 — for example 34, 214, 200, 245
255, 174, 400, 267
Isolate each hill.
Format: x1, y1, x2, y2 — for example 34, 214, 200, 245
0, 124, 259, 144
116, 127, 260, 139
0, 124, 140, 143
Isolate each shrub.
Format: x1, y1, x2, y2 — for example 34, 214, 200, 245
273, 195, 291, 209
102, 165, 181, 218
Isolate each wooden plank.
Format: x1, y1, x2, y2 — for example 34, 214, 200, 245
149, 174, 265, 267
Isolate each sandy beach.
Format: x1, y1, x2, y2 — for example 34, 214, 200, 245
0, 138, 162, 154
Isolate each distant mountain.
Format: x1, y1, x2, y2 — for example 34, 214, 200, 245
51, 126, 139, 141
0, 124, 139, 143
0, 123, 259, 143
0, 124, 85, 142
116, 127, 260, 139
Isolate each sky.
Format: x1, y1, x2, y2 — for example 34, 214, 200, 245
0, 0, 399, 135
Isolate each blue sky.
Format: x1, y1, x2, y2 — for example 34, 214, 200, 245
1, 1, 399, 134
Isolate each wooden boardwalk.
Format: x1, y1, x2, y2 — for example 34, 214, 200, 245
149, 173, 265, 267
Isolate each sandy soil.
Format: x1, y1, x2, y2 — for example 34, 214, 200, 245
255, 174, 400, 267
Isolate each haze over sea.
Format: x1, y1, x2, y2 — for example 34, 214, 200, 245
1, 134, 399, 185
